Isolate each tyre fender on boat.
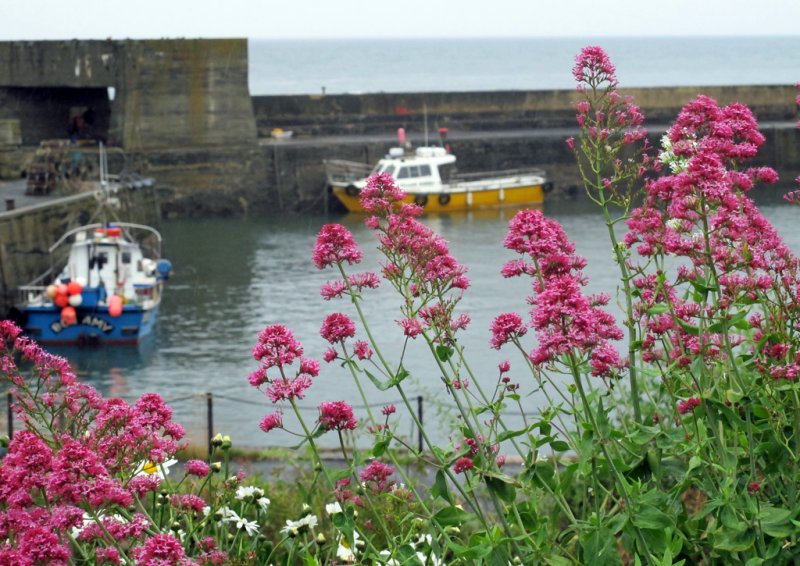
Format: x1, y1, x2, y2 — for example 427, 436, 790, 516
438, 193, 451, 206
345, 185, 360, 197
414, 194, 428, 207
543, 181, 555, 193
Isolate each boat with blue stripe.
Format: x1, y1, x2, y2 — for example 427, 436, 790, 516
18, 222, 171, 345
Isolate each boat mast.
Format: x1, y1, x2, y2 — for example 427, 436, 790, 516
423, 103, 428, 147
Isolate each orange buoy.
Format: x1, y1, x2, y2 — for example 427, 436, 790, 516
45, 284, 58, 299
108, 295, 123, 317
61, 306, 77, 325
67, 281, 83, 295
54, 294, 69, 308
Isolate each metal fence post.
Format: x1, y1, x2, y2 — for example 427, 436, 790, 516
7, 391, 13, 439
206, 392, 213, 459
416, 395, 423, 454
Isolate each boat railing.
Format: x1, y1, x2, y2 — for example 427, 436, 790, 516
323, 159, 373, 186
450, 166, 546, 182
48, 223, 163, 254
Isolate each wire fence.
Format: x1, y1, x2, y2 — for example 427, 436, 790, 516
3, 390, 539, 458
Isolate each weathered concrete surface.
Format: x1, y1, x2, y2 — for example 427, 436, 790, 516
0, 184, 163, 312
253, 85, 800, 137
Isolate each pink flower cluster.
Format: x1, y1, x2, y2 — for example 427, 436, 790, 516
249, 324, 320, 404
318, 401, 358, 431
501, 210, 625, 378
358, 460, 395, 493
0, 321, 188, 563
624, 94, 800, 377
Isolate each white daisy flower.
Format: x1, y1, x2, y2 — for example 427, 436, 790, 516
325, 501, 342, 515
132, 458, 178, 479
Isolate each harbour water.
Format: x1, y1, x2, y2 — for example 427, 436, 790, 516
36, 189, 800, 450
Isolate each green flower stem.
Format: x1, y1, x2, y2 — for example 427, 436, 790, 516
394, 384, 492, 530
567, 352, 653, 561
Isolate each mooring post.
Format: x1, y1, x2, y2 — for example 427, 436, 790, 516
4, 199, 14, 212
417, 395, 423, 454
206, 392, 213, 459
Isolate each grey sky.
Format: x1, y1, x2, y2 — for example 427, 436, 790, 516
3, 0, 800, 40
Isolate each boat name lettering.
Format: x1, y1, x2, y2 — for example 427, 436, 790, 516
49, 316, 114, 334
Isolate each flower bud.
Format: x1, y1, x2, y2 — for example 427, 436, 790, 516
221, 435, 232, 450
315, 533, 327, 545
210, 462, 222, 473
211, 433, 224, 447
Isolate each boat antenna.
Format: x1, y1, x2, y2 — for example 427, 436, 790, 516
423, 103, 428, 147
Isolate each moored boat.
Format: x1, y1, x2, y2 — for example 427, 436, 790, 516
325, 142, 552, 213
17, 223, 171, 345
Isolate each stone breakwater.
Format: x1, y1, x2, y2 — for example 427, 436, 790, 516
0, 39, 798, 217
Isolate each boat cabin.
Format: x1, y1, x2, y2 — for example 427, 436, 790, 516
368, 147, 456, 193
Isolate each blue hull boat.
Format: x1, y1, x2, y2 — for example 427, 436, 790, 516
18, 223, 171, 346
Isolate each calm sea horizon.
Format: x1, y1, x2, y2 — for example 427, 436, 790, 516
248, 36, 800, 95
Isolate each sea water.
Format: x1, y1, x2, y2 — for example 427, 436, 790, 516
248, 36, 800, 95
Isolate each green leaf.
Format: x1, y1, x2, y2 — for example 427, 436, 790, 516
714, 528, 755, 552
677, 319, 700, 336
372, 437, 390, 458
430, 470, 453, 504
447, 542, 492, 560
497, 426, 530, 443
632, 506, 674, 530
433, 506, 471, 527
435, 345, 454, 362
388, 366, 410, 387
485, 475, 516, 504
646, 304, 669, 315
363, 369, 390, 390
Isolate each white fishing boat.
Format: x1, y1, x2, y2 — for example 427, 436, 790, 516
324, 134, 551, 213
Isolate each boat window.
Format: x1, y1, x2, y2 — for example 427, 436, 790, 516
397, 167, 409, 179
408, 166, 420, 178
419, 164, 432, 177
383, 164, 395, 178
439, 163, 456, 182
121, 251, 132, 264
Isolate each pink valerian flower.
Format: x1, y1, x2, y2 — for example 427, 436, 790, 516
572, 45, 617, 88
381, 404, 396, 416
503, 210, 625, 377
299, 357, 321, 378
318, 401, 358, 431
259, 411, 283, 433
170, 493, 208, 514
398, 317, 423, 338
320, 312, 357, 344
323, 347, 338, 363
498, 360, 511, 373
265, 376, 312, 403
453, 378, 469, 389
320, 272, 381, 300
251, 324, 304, 369
677, 397, 702, 415
453, 456, 474, 474
128, 473, 162, 497
490, 312, 528, 349
184, 459, 210, 478
130, 533, 189, 564
359, 461, 395, 492
313, 224, 363, 269
359, 172, 407, 216
503, 209, 586, 283
353, 340, 373, 360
